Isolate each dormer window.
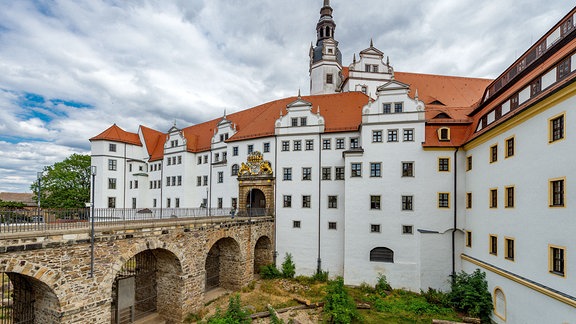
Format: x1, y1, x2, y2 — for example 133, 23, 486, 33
438, 127, 451, 141
372, 65, 379, 72
300, 117, 307, 126
327, 48, 333, 54
365, 64, 371, 72
170, 140, 178, 147
394, 102, 403, 113
291, 118, 298, 127
383, 103, 391, 114
109, 143, 117, 152
361, 86, 367, 94
215, 153, 219, 162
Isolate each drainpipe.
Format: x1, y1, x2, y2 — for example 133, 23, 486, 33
452, 147, 459, 281
273, 135, 278, 266
208, 149, 213, 216
317, 133, 322, 274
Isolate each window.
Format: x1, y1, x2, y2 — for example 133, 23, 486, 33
372, 65, 379, 72
108, 178, 117, 190
263, 142, 270, 153
549, 178, 565, 207
197, 176, 202, 186
466, 231, 472, 247
302, 167, 312, 180
218, 172, 223, 183
383, 103, 391, 114
233, 146, 239, 156
370, 195, 381, 209
293, 140, 301, 151
198, 156, 202, 164
370, 162, 381, 177
282, 141, 290, 151
549, 245, 565, 276
322, 167, 331, 180
438, 193, 450, 208
372, 130, 382, 142
489, 235, 498, 255
293, 220, 301, 228
549, 114, 565, 142
323, 139, 331, 150
153, 198, 157, 208
438, 127, 450, 141
108, 159, 117, 171
247, 144, 254, 154
326, 73, 333, 84
291, 118, 298, 127
402, 162, 414, 177
387, 129, 398, 142
231, 197, 237, 208
167, 157, 172, 166
350, 137, 359, 149
283, 168, 292, 181
108, 197, 116, 208
505, 137, 515, 158
231, 164, 239, 176
283, 195, 292, 208
490, 144, 498, 163
166, 198, 171, 208
365, 64, 371, 72
222, 152, 227, 161
203, 175, 208, 186
328, 195, 337, 208
305, 139, 314, 150
204, 155, 208, 163
466, 192, 472, 209
300, 117, 307, 126
466, 156, 473, 171
505, 186, 514, 208
505, 238, 515, 261
165, 176, 171, 186
302, 195, 311, 208
109, 143, 117, 152
438, 157, 450, 172
335, 138, 345, 149
403, 129, 414, 141
494, 288, 507, 321
370, 247, 393, 262
394, 102, 403, 113
214, 153, 219, 162
175, 198, 180, 208
361, 86, 367, 94
370, 224, 381, 233
402, 225, 413, 234
134, 180, 139, 188
335, 167, 345, 180
217, 198, 223, 209
402, 195, 413, 211
490, 189, 498, 208
351, 163, 362, 177
328, 222, 337, 230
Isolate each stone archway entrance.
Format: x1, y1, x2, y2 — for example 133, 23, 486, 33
237, 151, 275, 217
205, 238, 242, 292
253, 236, 273, 274
246, 188, 266, 216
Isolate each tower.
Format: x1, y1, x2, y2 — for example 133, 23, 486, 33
309, 0, 342, 95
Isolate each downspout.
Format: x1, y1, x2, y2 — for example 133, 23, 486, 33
317, 133, 322, 274
273, 135, 278, 266
160, 157, 164, 218
452, 147, 459, 281
208, 149, 213, 215
123, 143, 127, 220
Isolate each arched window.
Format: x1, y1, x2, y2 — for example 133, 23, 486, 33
231, 164, 239, 176
326, 27, 331, 37
438, 127, 450, 141
370, 247, 394, 263
494, 288, 506, 320
319, 28, 324, 38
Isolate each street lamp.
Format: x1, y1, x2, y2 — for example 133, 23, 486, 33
90, 165, 96, 278
36, 171, 42, 224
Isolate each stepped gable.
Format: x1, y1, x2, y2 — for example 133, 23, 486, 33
89, 123, 141, 146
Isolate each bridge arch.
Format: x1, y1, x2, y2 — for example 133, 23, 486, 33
205, 237, 243, 291
253, 235, 273, 274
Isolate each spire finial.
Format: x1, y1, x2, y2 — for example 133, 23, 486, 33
317, 105, 320, 115
415, 89, 419, 100
224, 108, 227, 118
353, 53, 356, 63
298, 88, 301, 99
173, 120, 177, 127
370, 38, 373, 47
280, 109, 283, 117
324, 0, 330, 6
387, 56, 390, 66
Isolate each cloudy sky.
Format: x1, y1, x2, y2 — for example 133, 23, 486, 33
0, 0, 573, 193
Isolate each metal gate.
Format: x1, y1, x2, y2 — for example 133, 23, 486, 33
205, 249, 220, 291
113, 252, 157, 324
1, 273, 34, 324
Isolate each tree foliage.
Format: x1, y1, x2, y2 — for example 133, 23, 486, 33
281, 253, 296, 279
0, 200, 26, 209
323, 277, 361, 323
449, 269, 493, 322
207, 294, 250, 324
30, 154, 91, 208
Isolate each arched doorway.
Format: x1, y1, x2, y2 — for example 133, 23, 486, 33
253, 236, 273, 274
246, 188, 266, 216
1, 272, 60, 323
111, 249, 182, 324
205, 238, 242, 292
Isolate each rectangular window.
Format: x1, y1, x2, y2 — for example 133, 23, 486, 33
335, 167, 345, 180
466, 192, 472, 209
322, 167, 331, 180
108, 159, 117, 171
403, 129, 414, 141
282, 141, 290, 151
323, 139, 331, 150
305, 139, 314, 150
387, 129, 398, 142
302, 195, 311, 208
291, 118, 298, 127
109, 143, 117, 152
222, 152, 227, 161
370, 195, 381, 210
326, 73, 333, 84
328, 222, 337, 230
300, 117, 307, 126
350, 137, 359, 149
402, 195, 413, 211
283, 195, 292, 208
505, 186, 514, 208
233, 146, 239, 156
108, 197, 116, 208
328, 195, 337, 208
438, 157, 450, 172
549, 178, 565, 207
153, 198, 157, 208
505, 238, 515, 261
129, 164, 133, 173
263, 142, 270, 153
335, 138, 345, 149
247, 144, 254, 154
218, 172, 223, 183
394, 102, 403, 113
466, 231, 472, 247
438, 193, 450, 208
217, 198, 223, 209
402, 225, 413, 235
293, 220, 301, 228
370, 162, 381, 177
204, 155, 208, 163
490, 144, 498, 163
197, 176, 202, 186
198, 156, 202, 164
402, 162, 414, 177
351, 163, 362, 177
372, 130, 382, 142
283, 168, 292, 181
175, 198, 180, 208
293, 140, 302, 151
549, 245, 565, 276
178, 156, 182, 164
166, 198, 171, 208
203, 175, 208, 186
383, 103, 391, 114
371, 224, 381, 233
466, 156, 473, 171
231, 198, 237, 208
302, 167, 312, 180
505, 137, 515, 158
489, 235, 498, 255
108, 178, 117, 189
549, 114, 565, 142
167, 158, 171, 166
490, 189, 498, 208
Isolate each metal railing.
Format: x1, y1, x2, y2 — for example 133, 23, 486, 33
0, 207, 273, 233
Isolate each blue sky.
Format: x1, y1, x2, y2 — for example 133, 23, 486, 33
0, 0, 573, 193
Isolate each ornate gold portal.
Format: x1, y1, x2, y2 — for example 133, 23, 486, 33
237, 151, 275, 216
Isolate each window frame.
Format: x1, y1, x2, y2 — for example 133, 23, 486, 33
328, 195, 338, 208
370, 195, 381, 210
505, 136, 515, 158
504, 237, 515, 261
335, 138, 345, 149
387, 129, 398, 142
438, 127, 450, 141
302, 195, 311, 208
322, 167, 331, 180
372, 130, 383, 143
109, 143, 117, 152
490, 188, 498, 208
466, 192, 473, 209
305, 139, 314, 151
283, 195, 292, 208
438, 157, 450, 172
489, 235, 498, 255
549, 177, 566, 207
466, 231, 472, 247
401, 195, 413, 211
466, 155, 473, 171
293, 220, 301, 228
403, 129, 414, 142
283, 167, 292, 181
402, 225, 413, 235
549, 244, 566, 276
328, 222, 337, 230
490, 144, 498, 163
351, 163, 362, 177
505, 186, 515, 208
548, 113, 565, 143
370, 162, 382, 177
302, 167, 312, 180
281, 141, 290, 151
322, 138, 331, 150
370, 224, 381, 233
335, 167, 345, 180
402, 161, 414, 177
438, 192, 450, 208
293, 140, 302, 151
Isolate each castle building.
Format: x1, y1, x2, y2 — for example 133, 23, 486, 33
91, 2, 576, 322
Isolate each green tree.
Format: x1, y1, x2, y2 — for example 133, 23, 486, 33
0, 200, 26, 209
323, 277, 360, 323
281, 253, 296, 279
30, 154, 91, 208
449, 269, 493, 322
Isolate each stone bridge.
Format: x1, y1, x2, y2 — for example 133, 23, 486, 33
0, 217, 274, 323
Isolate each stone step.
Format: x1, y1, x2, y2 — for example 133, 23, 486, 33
133, 312, 166, 324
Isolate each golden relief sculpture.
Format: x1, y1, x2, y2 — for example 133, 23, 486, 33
238, 151, 273, 176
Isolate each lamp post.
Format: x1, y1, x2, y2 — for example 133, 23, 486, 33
90, 165, 96, 278
36, 171, 43, 224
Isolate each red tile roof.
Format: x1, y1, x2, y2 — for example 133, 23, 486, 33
90, 124, 141, 146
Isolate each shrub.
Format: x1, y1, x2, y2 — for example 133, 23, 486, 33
207, 294, 250, 324
312, 270, 329, 282
421, 287, 451, 308
375, 273, 391, 295
323, 277, 361, 323
281, 253, 296, 279
449, 269, 493, 322
260, 264, 282, 279
267, 305, 285, 324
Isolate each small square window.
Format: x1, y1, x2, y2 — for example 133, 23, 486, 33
109, 143, 117, 152
302, 195, 311, 208
549, 114, 565, 143
438, 158, 450, 172
291, 118, 298, 127
323, 139, 331, 150
351, 163, 362, 177
282, 141, 290, 151
305, 139, 314, 150
438, 193, 450, 208
402, 195, 413, 211
263, 142, 270, 153
335, 167, 345, 180
328, 222, 337, 230
370, 224, 381, 233
383, 103, 392, 114
283, 195, 292, 208
293, 140, 302, 151
350, 137, 359, 149
370, 162, 381, 177
283, 168, 292, 181
322, 167, 331, 180
370, 195, 381, 210
387, 129, 398, 142
335, 138, 345, 149
394, 102, 403, 113
326, 73, 333, 84
372, 130, 382, 142
328, 195, 337, 208
438, 128, 450, 141
403, 129, 414, 142
402, 225, 413, 234
302, 167, 312, 180
402, 162, 414, 177
293, 220, 301, 228
247, 144, 254, 154
301, 117, 308, 126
